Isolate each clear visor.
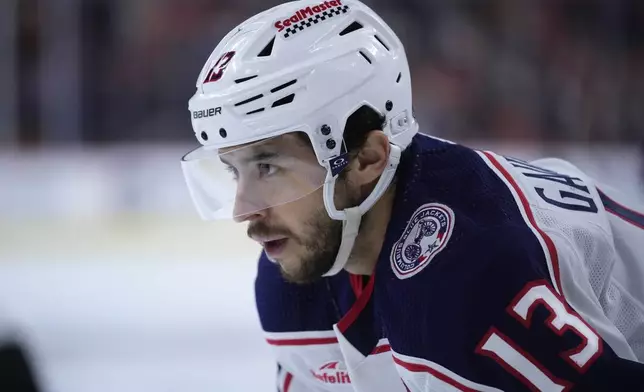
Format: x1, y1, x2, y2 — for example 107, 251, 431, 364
181, 134, 327, 220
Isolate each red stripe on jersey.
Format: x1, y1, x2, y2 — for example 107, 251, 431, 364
349, 274, 363, 297
606, 209, 644, 230
482, 151, 563, 294
336, 271, 376, 333
393, 355, 478, 392
598, 189, 644, 230
371, 344, 392, 355
266, 337, 338, 346
283, 372, 293, 392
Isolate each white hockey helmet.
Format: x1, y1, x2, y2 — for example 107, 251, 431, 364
182, 0, 418, 275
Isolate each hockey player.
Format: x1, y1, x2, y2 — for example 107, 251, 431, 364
181, 1, 644, 390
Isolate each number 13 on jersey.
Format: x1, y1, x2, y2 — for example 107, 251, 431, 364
476, 280, 603, 391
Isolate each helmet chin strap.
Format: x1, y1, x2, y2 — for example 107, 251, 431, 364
322, 144, 401, 277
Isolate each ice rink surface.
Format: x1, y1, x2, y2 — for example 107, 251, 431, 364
0, 219, 276, 392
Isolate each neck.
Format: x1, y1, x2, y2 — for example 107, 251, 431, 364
343, 183, 396, 276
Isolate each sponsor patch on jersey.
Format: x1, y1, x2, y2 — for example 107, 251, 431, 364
275, 1, 350, 39
390, 203, 455, 279
311, 360, 351, 384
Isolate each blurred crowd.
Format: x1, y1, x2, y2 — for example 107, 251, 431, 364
8, 0, 644, 145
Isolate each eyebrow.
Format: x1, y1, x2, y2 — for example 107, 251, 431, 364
220, 150, 280, 166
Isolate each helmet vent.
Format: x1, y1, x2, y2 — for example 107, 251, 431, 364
271, 94, 295, 108
257, 36, 275, 57
235, 75, 258, 84
234, 93, 263, 107
270, 79, 297, 93
359, 51, 372, 65
374, 35, 389, 51
246, 108, 265, 115
396, 72, 402, 83
339, 21, 363, 36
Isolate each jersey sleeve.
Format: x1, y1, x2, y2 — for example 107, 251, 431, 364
391, 227, 644, 392
469, 235, 629, 391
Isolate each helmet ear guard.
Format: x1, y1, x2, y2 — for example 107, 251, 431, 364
323, 143, 401, 221
184, 0, 418, 276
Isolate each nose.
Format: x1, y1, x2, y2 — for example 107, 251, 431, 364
233, 207, 266, 223
232, 189, 267, 223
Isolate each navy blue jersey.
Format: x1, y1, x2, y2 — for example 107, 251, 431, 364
255, 134, 644, 392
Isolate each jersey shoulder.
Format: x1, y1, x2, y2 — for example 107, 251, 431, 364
388, 136, 612, 285
377, 139, 626, 390
385, 135, 550, 281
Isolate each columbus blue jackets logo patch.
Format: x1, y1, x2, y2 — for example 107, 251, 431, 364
391, 203, 455, 279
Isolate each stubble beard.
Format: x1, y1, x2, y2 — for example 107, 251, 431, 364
279, 206, 343, 284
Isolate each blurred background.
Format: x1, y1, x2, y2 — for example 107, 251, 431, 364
0, 0, 643, 391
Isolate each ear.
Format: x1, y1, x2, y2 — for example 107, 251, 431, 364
350, 130, 391, 188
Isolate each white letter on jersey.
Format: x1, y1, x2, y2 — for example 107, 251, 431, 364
477, 281, 604, 391
510, 281, 602, 371
478, 329, 570, 392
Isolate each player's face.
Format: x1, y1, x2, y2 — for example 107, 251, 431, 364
247, 188, 345, 283
230, 134, 359, 284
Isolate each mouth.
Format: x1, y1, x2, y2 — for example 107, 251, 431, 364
262, 238, 288, 258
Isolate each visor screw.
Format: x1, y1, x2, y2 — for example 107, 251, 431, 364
200, 131, 208, 141
385, 100, 393, 111
219, 128, 227, 138
326, 138, 336, 149
321, 124, 331, 135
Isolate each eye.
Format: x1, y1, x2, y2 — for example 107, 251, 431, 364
257, 163, 277, 178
